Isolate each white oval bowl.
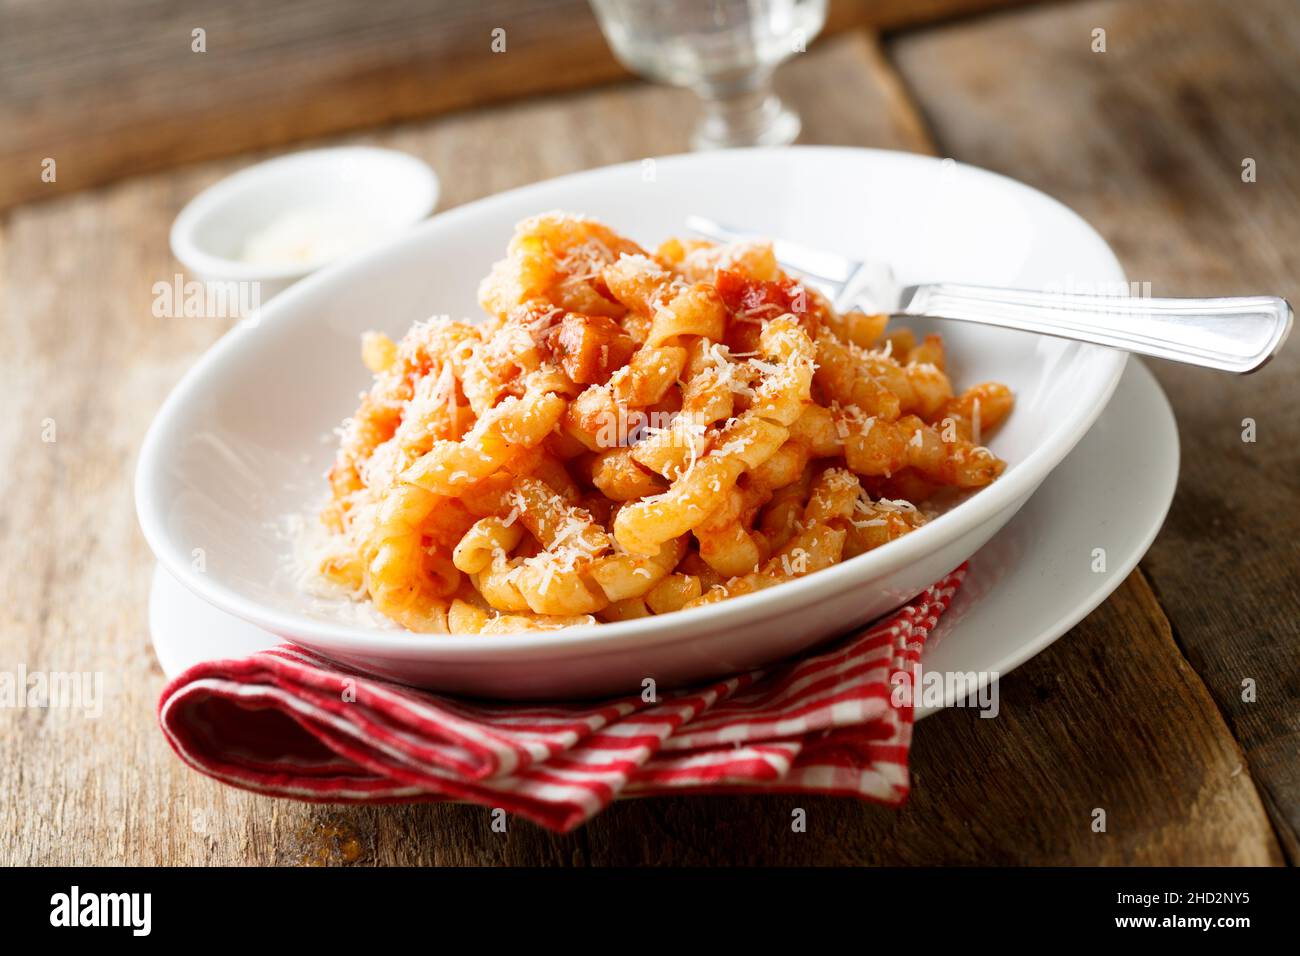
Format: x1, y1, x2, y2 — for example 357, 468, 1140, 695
170, 146, 440, 299
137, 146, 1127, 698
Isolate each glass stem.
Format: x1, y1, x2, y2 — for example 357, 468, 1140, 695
691, 72, 800, 150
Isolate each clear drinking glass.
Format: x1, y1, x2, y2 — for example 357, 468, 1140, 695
588, 0, 828, 150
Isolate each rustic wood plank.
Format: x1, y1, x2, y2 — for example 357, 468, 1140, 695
0, 27, 1281, 865
0, 0, 1036, 211
890, 0, 1300, 862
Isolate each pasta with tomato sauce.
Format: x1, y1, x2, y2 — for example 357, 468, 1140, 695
314, 213, 1013, 633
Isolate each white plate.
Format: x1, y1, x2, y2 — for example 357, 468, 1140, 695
916, 358, 1176, 715
149, 360, 1178, 714
136, 146, 1130, 698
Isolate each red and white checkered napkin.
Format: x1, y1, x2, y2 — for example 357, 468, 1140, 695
158, 566, 964, 832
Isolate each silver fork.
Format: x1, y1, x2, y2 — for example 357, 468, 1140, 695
686, 215, 1292, 373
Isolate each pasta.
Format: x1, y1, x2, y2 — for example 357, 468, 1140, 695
316, 212, 1012, 633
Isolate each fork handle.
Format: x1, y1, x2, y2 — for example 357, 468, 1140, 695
895, 284, 1292, 374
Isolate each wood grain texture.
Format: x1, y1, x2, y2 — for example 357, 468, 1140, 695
580, 574, 1280, 866
0, 24, 1286, 865
890, 0, 1300, 863
0, 0, 1036, 211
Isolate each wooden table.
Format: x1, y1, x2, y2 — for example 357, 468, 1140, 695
2, 0, 1296, 866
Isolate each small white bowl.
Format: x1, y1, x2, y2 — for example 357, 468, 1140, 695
170, 146, 439, 300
